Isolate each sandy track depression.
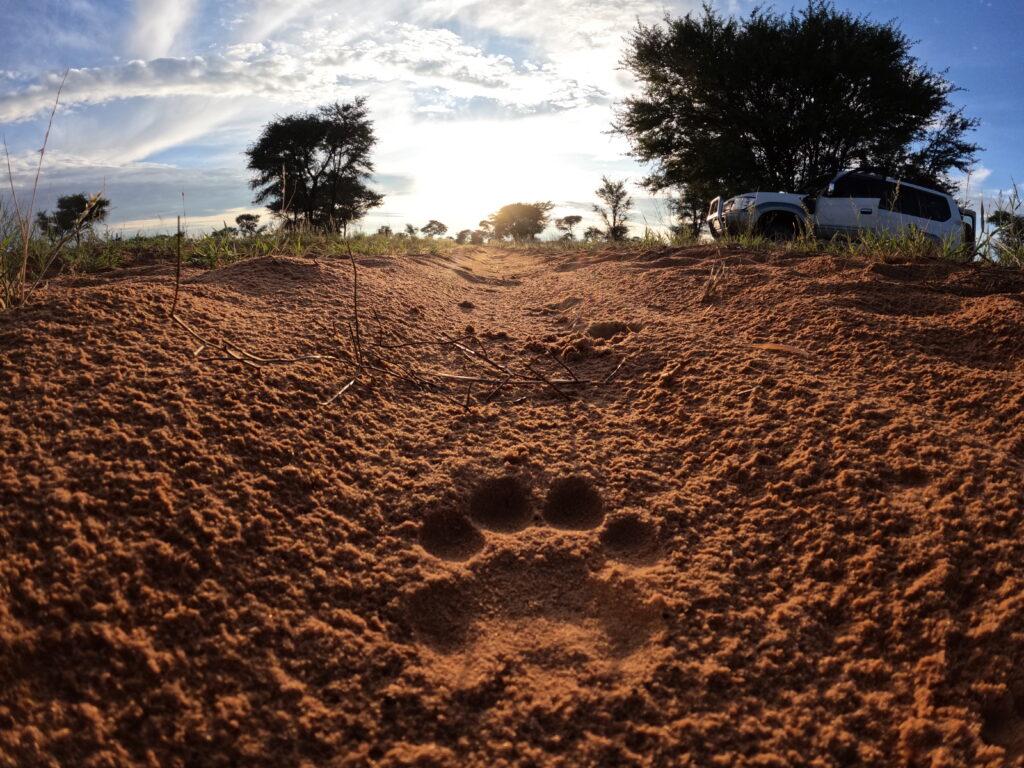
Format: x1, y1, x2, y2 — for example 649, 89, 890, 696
2, 245, 1024, 767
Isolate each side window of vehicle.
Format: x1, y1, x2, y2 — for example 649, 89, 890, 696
830, 174, 857, 197
890, 186, 923, 218
832, 174, 886, 199
919, 191, 951, 222
860, 178, 888, 201
879, 182, 899, 211
889, 187, 951, 221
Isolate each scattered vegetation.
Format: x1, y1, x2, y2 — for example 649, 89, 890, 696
985, 184, 1024, 267
4, 199, 1024, 316
1, 226, 468, 303
0, 73, 112, 310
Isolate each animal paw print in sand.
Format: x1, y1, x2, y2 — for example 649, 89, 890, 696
407, 475, 667, 681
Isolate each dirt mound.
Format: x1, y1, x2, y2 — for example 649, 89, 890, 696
189, 254, 327, 295
2, 246, 1024, 767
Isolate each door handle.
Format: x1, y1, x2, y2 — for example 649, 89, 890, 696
859, 208, 873, 215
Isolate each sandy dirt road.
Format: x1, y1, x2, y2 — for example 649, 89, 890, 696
2, 245, 1024, 766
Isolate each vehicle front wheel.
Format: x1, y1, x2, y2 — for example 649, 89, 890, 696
757, 212, 802, 242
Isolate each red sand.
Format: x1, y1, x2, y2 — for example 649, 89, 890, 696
2, 245, 1023, 767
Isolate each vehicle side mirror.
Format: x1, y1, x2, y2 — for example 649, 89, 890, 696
826, 183, 836, 197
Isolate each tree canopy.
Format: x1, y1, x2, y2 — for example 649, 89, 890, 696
246, 99, 383, 233
487, 202, 555, 241
616, 1, 980, 233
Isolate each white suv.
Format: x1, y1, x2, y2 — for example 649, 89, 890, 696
707, 170, 975, 247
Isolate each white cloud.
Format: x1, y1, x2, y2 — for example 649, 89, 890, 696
0, 0, 714, 234
225, 0, 325, 43
412, 0, 702, 95
0, 22, 609, 125
47, 96, 250, 165
0, 55, 301, 124
954, 165, 992, 196
130, 0, 197, 58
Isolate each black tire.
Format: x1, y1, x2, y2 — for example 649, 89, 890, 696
757, 212, 801, 242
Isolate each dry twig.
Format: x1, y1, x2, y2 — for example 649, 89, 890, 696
166, 240, 625, 409
603, 356, 629, 384
170, 215, 182, 317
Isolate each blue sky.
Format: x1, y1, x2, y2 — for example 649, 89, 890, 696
0, 0, 1020, 235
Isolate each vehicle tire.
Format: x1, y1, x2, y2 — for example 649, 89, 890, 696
757, 212, 801, 242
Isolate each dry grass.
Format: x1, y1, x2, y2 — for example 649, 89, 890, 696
700, 260, 727, 303
981, 182, 1024, 268
1, 72, 108, 311
6, 220, 1023, 315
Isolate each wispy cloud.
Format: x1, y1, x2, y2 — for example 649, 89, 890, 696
0, 22, 610, 125
225, 0, 327, 44
130, 0, 197, 58
0, 0, 702, 233
0, 56, 295, 124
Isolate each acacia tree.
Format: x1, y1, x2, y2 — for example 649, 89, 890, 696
421, 220, 448, 238
555, 215, 583, 240
616, 2, 980, 235
246, 98, 383, 233
36, 193, 111, 245
235, 213, 260, 236
593, 178, 632, 241
487, 202, 554, 241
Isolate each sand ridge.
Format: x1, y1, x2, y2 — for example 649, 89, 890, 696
1, 245, 1024, 766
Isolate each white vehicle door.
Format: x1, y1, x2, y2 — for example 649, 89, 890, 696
877, 183, 960, 244
814, 173, 888, 238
